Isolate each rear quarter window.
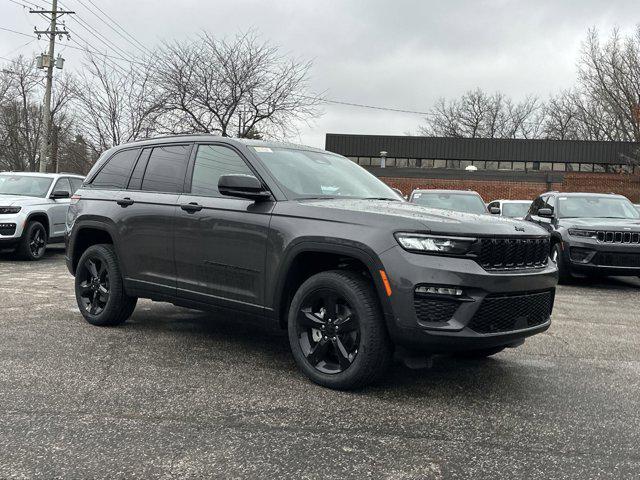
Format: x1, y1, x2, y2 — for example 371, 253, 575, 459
91, 148, 140, 189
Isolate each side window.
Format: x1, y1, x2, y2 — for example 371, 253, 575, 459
141, 145, 190, 193
53, 177, 71, 195
190, 145, 254, 197
69, 178, 83, 193
92, 148, 140, 189
545, 195, 556, 211
127, 149, 151, 190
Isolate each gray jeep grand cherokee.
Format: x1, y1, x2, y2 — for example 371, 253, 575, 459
66, 135, 557, 390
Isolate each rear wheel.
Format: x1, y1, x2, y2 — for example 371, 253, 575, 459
287, 270, 392, 390
17, 221, 47, 260
75, 244, 137, 326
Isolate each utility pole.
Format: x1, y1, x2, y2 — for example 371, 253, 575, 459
31, 0, 73, 172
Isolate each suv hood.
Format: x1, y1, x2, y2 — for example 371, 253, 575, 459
559, 217, 640, 231
302, 199, 547, 236
0, 195, 45, 206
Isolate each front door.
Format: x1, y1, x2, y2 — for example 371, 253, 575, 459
49, 177, 72, 238
174, 143, 274, 313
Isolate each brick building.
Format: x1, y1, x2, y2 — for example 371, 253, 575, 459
325, 134, 640, 202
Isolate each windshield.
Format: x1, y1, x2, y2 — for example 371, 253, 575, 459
558, 196, 640, 219
502, 202, 531, 218
411, 192, 487, 215
0, 175, 53, 198
251, 147, 399, 200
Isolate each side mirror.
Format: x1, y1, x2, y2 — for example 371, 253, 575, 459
490, 207, 501, 215
218, 174, 271, 201
50, 190, 70, 199
538, 208, 554, 218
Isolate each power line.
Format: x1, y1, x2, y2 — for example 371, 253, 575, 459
83, 0, 151, 55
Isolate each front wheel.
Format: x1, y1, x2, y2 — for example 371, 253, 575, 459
75, 244, 137, 326
287, 270, 392, 390
551, 243, 572, 284
17, 221, 47, 260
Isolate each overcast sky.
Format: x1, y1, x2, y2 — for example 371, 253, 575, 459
1, 0, 639, 147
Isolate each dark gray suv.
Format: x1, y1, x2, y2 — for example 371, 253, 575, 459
66, 135, 557, 389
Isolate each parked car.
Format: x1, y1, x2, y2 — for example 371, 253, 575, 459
66, 136, 557, 390
525, 191, 640, 282
0, 172, 84, 260
487, 200, 533, 219
408, 189, 489, 215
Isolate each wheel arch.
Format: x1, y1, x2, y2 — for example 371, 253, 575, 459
69, 220, 120, 275
25, 211, 50, 237
272, 238, 394, 329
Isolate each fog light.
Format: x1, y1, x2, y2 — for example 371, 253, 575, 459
415, 285, 464, 296
569, 247, 594, 263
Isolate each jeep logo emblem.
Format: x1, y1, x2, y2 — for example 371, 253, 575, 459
514, 225, 525, 232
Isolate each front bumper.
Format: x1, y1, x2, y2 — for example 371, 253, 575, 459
562, 238, 640, 276
0, 213, 26, 243
379, 246, 558, 353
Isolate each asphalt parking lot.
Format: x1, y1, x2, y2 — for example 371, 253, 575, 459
1, 247, 639, 479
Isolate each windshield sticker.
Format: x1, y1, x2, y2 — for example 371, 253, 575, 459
413, 193, 421, 198
253, 146, 273, 153
559, 197, 567, 200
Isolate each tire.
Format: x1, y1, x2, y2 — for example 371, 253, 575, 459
75, 244, 137, 327
287, 270, 392, 390
455, 346, 506, 358
551, 243, 572, 284
17, 221, 47, 260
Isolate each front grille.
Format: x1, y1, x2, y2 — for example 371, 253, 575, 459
593, 252, 640, 268
596, 231, 640, 244
0, 223, 16, 236
414, 296, 460, 323
478, 237, 549, 271
468, 289, 554, 334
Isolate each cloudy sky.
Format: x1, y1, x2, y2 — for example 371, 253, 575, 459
1, 0, 639, 147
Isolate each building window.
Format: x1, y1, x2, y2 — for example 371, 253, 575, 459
420, 159, 434, 168
460, 160, 472, 169
539, 162, 552, 171
396, 158, 408, 167
434, 159, 446, 168
485, 161, 498, 170
553, 163, 566, 171
498, 161, 512, 170
472, 161, 486, 169
580, 163, 594, 172
407, 158, 417, 167
594, 164, 605, 172
566, 163, 579, 172
358, 157, 371, 166
385, 158, 396, 167
512, 162, 525, 171
447, 160, 461, 169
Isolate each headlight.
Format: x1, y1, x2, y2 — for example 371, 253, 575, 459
395, 233, 477, 255
0, 206, 21, 214
568, 229, 596, 239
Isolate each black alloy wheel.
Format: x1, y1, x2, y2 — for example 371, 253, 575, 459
296, 289, 360, 374
77, 257, 110, 316
29, 224, 46, 258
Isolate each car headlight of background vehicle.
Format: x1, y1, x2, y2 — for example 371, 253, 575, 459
568, 229, 597, 239
394, 233, 477, 255
0, 206, 21, 214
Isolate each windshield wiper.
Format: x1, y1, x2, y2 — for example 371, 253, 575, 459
362, 197, 400, 201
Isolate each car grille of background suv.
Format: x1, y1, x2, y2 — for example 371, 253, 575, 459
413, 297, 460, 323
478, 237, 549, 271
596, 231, 640, 244
593, 252, 640, 268
467, 289, 555, 334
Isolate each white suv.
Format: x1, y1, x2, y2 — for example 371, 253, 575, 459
0, 172, 84, 260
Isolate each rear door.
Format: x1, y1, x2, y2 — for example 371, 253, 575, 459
49, 177, 72, 238
174, 143, 274, 312
116, 144, 192, 297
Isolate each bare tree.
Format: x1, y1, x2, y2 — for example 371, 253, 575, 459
0, 56, 43, 171
154, 31, 321, 138
419, 88, 544, 139
73, 52, 163, 154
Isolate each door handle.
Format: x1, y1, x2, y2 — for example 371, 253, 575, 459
180, 202, 203, 213
116, 197, 134, 207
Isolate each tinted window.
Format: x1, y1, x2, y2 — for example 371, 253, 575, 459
127, 149, 151, 190
53, 178, 71, 195
191, 145, 253, 197
141, 145, 190, 193
92, 149, 139, 189
69, 178, 83, 193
